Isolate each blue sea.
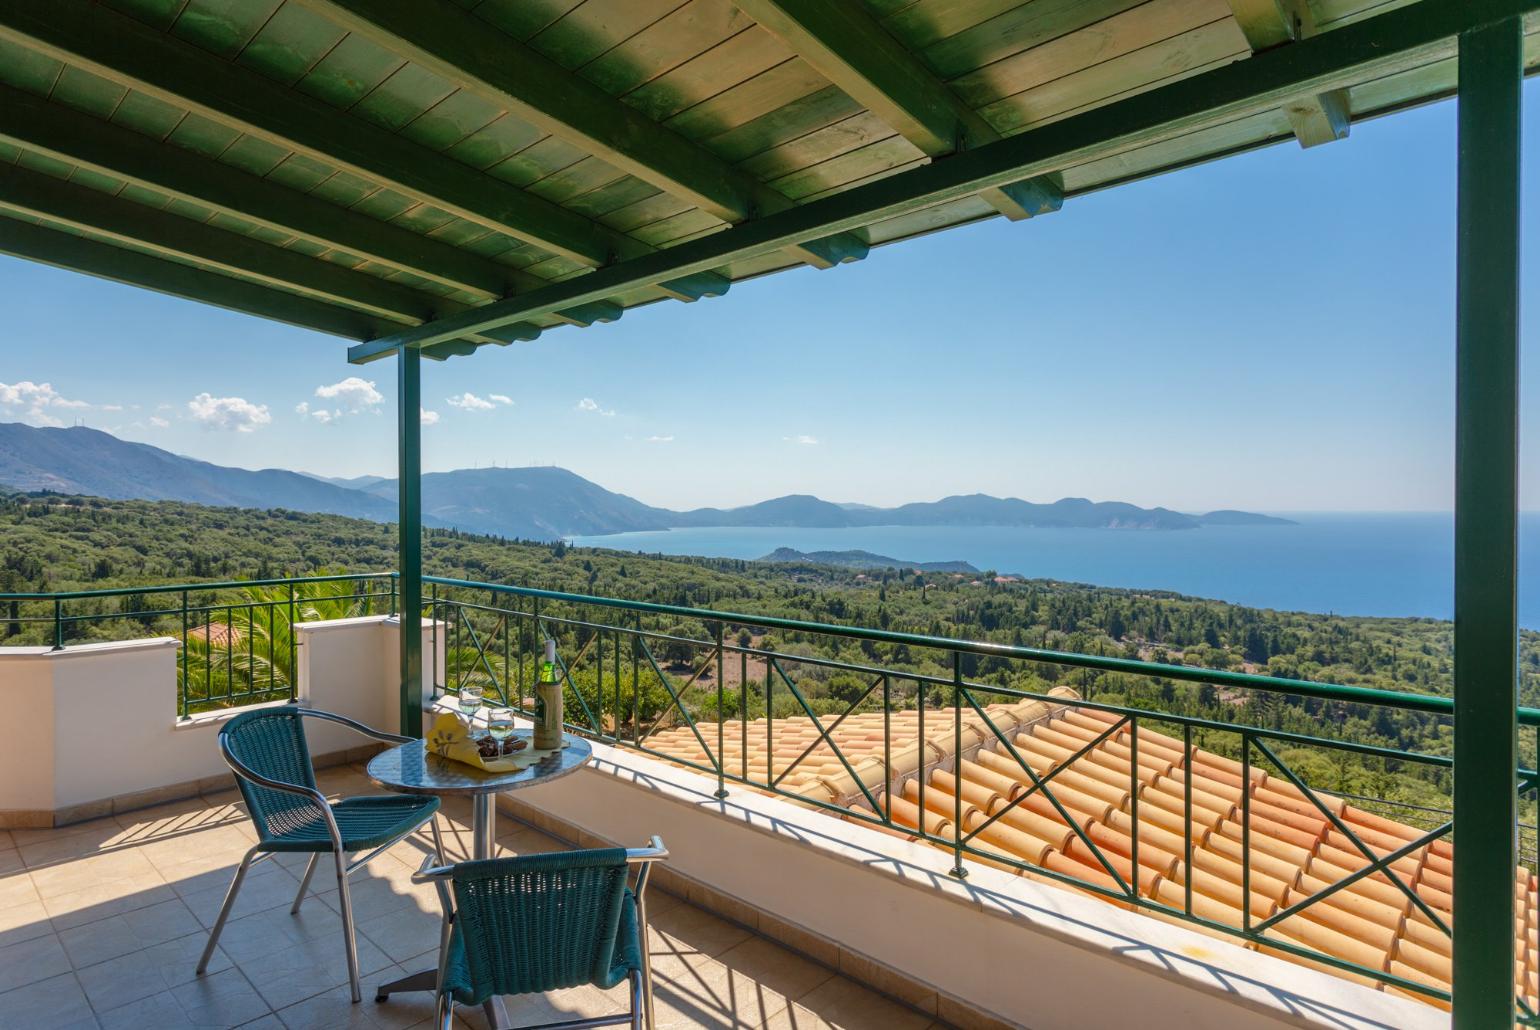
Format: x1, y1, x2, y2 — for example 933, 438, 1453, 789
570, 514, 1540, 629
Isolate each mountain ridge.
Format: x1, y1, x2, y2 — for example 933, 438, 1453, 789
0, 423, 1295, 539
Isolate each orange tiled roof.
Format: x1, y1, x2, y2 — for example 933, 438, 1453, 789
645, 689, 1538, 1010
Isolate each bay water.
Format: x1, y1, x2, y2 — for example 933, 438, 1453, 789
571, 513, 1540, 629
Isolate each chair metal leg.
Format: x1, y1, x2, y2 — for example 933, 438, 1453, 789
333, 847, 362, 1003
482, 998, 502, 1030
436, 992, 454, 1030
630, 970, 645, 1030
290, 853, 320, 914
430, 814, 445, 864
197, 845, 257, 975
638, 896, 656, 1030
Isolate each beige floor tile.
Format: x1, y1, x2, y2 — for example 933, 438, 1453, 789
41, 878, 182, 932
58, 896, 203, 968
0, 931, 71, 993
0, 970, 98, 1029
0, 794, 914, 1030
96, 989, 195, 1029
762, 977, 934, 1030
170, 966, 272, 1028
16, 819, 135, 868
649, 901, 753, 961
356, 899, 444, 964
181, 862, 303, 929
76, 929, 231, 1014
243, 931, 394, 1012
27, 849, 164, 900
0, 896, 51, 950
642, 934, 833, 1030
0, 871, 37, 913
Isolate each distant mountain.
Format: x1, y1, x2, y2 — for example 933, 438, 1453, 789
673, 494, 852, 528
858, 494, 1203, 530
758, 548, 978, 573
0, 424, 1293, 540
360, 467, 671, 539
0, 423, 402, 521
300, 472, 390, 491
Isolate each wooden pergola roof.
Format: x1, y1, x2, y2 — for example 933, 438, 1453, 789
0, 0, 1534, 363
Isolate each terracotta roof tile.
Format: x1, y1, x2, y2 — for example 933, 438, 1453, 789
641, 689, 1532, 1008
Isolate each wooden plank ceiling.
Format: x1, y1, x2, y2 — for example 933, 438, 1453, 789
0, 0, 1534, 359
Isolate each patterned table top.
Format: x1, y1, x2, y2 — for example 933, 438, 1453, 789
367, 733, 592, 797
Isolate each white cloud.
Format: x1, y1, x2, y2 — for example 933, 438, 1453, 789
646, 435, 674, 443
315, 376, 382, 411
784, 434, 819, 446
187, 393, 271, 433
420, 408, 440, 426
299, 377, 383, 424
148, 416, 170, 428
576, 397, 616, 417
0, 380, 93, 426
488, 394, 513, 406
447, 392, 496, 411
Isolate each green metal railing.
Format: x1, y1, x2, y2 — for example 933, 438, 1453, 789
422, 574, 1540, 1014
0, 573, 395, 715
7, 571, 1536, 1010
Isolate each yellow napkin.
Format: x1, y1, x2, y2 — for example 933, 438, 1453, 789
427, 711, 553, 773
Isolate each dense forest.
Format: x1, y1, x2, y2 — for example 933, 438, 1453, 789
4, 492, 1537, 833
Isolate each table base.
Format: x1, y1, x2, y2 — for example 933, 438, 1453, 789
375, 794, 508, 1027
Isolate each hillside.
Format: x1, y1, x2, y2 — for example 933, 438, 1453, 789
0, 423, 402, 522
0, 423, 1294, 540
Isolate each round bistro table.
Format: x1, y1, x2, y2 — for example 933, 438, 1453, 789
368, 731, 592, 1019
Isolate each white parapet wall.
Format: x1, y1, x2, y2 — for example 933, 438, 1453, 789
501, 739, 1443, 1030
0, 615, 441, 826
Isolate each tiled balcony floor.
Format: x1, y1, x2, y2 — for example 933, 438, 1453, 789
0, 765, 942, 1029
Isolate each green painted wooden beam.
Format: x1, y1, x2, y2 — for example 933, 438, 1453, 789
549, 301, 623, 328
0, 163, 439, 324
296, 0, 868, 274
352, 0, 1539, 363
1223, 0, 1351, 149
0, 84, 512, 301
729, 0, 1063, 221
656, 272, 732, 303
1451, 18, 1522, 1028
0, 162, 536, 354
0, 0, 646, 269
295, 0, 754, 224
0, 215, 391, 339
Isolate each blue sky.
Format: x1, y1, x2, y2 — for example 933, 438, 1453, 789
3, 83, 1537, 513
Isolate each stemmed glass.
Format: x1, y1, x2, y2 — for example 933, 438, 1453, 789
486, 707, 515, 752
458, 685, 485, 726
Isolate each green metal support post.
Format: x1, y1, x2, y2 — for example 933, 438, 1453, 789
1452, 16, 1522, 1028
398, 345, 423, 737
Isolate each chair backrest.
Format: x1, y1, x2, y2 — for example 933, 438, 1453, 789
450, 848, 632, 996
221, 707, 323, 842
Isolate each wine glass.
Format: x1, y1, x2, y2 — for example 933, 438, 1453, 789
487, 706, 515, 748
458, 684, 485, 721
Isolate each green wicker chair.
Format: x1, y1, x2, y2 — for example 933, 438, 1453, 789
195, 705, 443, 1003
413, 838, 668, 1030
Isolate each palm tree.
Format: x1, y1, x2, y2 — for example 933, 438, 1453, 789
180, 576, 387, 714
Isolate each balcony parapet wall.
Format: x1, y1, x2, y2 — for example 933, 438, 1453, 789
0, 615, 441, 827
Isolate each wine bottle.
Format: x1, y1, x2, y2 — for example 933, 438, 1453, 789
534, 637, 563, 749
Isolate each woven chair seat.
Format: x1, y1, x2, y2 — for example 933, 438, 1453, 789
259, 794, 442, 853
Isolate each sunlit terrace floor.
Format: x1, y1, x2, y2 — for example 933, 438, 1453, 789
0, 764, 943, 1029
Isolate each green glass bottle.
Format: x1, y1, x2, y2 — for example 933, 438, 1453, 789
534, 638, 563, 749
